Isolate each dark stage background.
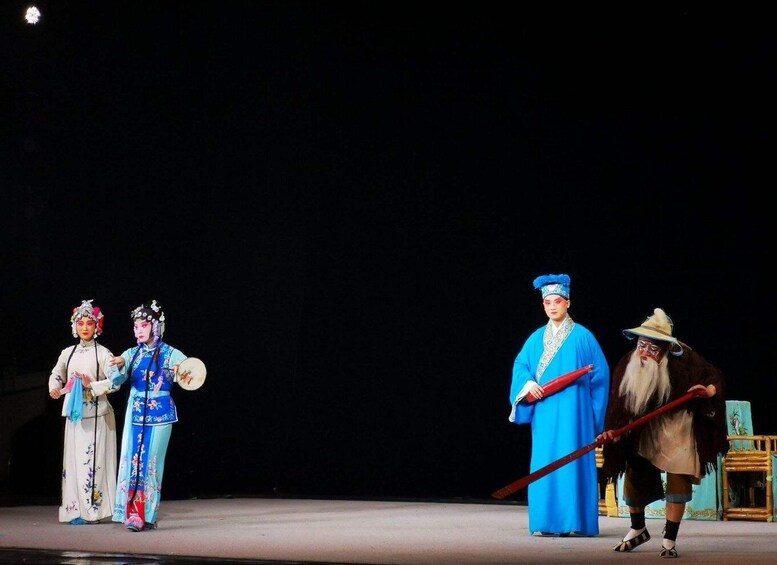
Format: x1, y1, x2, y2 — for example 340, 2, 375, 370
1, 3, 772, 505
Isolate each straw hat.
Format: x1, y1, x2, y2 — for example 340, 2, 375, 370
623, 307, 683, 356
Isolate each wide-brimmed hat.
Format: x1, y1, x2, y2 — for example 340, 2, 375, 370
623, 307, 683, 356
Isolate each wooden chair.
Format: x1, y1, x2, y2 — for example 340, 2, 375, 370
721, 435, 776, 521
595, 447, 618, 517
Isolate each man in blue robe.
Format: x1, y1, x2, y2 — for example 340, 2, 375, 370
509, 273, 610, 536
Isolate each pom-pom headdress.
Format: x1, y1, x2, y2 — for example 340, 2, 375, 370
70, 299, 104, 338
532, 274, 571, 299
131, 299, 166, 340
623, 307, 683, 356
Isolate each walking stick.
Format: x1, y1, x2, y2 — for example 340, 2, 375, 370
492, 388, 707, 500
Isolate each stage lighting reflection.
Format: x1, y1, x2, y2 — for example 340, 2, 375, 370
25, 6, 41, 25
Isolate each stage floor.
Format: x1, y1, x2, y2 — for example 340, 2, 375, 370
0, 497, 775, 564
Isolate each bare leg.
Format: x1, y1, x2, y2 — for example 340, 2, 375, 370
665, 501, 685, 522
663, 502, 685, 550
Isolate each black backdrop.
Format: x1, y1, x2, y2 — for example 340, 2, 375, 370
1, 3, 772, 504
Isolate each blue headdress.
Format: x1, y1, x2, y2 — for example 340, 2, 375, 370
532, 274, 571, 299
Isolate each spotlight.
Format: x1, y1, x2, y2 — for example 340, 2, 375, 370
24, 6, 41, 25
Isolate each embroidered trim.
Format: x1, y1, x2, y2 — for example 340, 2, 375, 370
536, 316, 574, 381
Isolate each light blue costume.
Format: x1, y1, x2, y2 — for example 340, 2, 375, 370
509, 276, 609, 536
111, 302, 186, 531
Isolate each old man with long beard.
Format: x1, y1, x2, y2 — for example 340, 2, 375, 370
600, 308, 726, 559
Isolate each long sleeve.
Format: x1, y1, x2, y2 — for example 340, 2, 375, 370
89, 343, 120, 397
48, 347, 72, 393
508, 328, 544, 424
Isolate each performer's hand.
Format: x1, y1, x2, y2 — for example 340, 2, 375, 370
74, 371, 94, 388
50, 388, 62, 399
109, 356, 125, 369
688, 384, 716, 398
526, 382, 544, 400
597, 429, 620, 443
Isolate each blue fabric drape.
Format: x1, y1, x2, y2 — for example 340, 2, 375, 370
65, 379, 84, 422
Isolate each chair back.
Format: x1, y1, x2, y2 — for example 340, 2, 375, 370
726, 400, 754, 450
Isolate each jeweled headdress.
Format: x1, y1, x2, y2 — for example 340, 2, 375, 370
131, 299, 166, 339
70, 299, 104, 338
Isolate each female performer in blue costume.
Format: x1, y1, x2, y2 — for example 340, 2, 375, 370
108, 300, 187, 531
508, 274, 610, 537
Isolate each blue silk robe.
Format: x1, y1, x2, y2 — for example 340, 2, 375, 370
509, 318, 610, 536
112, 341, 186, 527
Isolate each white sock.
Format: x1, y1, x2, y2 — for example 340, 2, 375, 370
663, 538, 675, 550
623, 527, 645, 541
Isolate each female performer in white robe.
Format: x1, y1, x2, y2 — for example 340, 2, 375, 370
48, 299, 119, 524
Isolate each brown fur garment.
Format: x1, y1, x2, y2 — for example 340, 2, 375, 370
601, 346, 727, 481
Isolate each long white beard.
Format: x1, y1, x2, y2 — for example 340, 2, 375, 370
618, 349, 671, 416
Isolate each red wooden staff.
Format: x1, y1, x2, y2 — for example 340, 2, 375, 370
492, 388, 707, 500
523, 364, 594, 403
